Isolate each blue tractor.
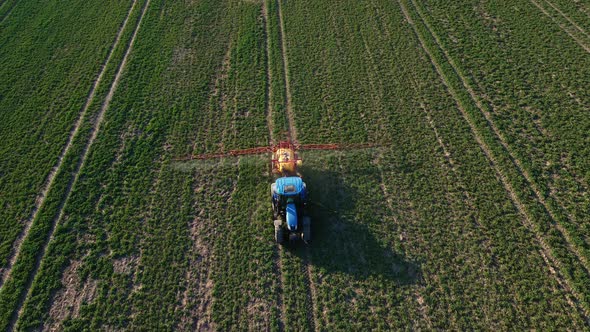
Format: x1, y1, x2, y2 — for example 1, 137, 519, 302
271, 176, 311, 244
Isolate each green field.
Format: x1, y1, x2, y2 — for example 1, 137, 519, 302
1, 0, 589, 330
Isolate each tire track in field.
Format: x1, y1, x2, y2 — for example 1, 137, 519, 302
355, 38, 457, 321
529, 0, 590, 53
0, 0, 139, 290
275, 0, 318, 329
362, 16, 490, 323
262, 0, 276, 146
398, 0, 590, 321
275, 0, 297, 144
301, 249, 317, 332
7, 0, 151, 329
419, 102, 494, 256
542, 0, 590, 39
40, 126, 132, 332
409, 0, 590, 282
0, 0, 17, 23
262, 1, 285, 330
420, 101, 532, 325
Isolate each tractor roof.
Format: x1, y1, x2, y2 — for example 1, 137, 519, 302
274, 176, 304, 196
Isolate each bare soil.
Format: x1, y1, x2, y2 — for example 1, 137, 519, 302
44, 260, 98, 332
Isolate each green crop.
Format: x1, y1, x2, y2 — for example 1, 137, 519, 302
1, 0, 589, 330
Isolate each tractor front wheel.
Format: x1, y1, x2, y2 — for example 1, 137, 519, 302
274, 220, 284, 244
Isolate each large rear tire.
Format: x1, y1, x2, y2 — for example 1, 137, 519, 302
303, 216, 311, 243
271, 185, 279, 219
274, 220, 284, 244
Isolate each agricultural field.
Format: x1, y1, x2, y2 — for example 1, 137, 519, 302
0, 0, 589, 330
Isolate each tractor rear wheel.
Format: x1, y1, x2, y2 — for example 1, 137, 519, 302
274, 220, 284, 244
271, 186, 279, 219
303, 216, 311, 243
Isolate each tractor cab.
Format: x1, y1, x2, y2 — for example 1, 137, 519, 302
272, 176, 307, 201
271, 176, 310, 243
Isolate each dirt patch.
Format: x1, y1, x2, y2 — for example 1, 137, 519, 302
172, 47, 196, 66
246, 297, 272, 330
112, 256, 138, 275
177, 217, 217, 331
45, 260, 98, 332
302, 248, 319, 332
415, 290, 433, 329
169, 44, 198, 91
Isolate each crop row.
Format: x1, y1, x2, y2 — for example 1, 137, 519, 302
264, 0, 289, 141
264, 0, 317, 330
0, 0, 17, 22
9, 0, 281, 330
409, 0, 590, 310
11, 0, 225, 328
3, 0, 588, 329
193, 2, 278, 330
0, 0, 147, 329
531, 0, 590, 50
417, 0, 590, 259
405, 0, 590, 314
280, 0, 587, 328
547, 0, 590, 35
0, 0, 135, 276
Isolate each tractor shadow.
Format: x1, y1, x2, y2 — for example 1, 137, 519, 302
286, 165, 421, 285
